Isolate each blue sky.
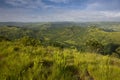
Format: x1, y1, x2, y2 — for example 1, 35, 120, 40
0, 0, 120, 22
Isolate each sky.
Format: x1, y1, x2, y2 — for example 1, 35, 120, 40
0, 0, 120, 22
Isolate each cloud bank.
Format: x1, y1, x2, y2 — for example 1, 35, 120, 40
0, 0, 120, 22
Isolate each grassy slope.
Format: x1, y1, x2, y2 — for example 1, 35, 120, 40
0, 41, 120, 80
86, 27, 120, 44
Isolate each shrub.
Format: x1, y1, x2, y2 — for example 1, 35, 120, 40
85, 39, 104, 53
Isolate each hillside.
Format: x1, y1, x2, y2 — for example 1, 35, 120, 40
0, 22, 120, 53
0, 22, 120, 80
0, 40, 120, 80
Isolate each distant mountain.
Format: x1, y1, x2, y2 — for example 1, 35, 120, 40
0, 22, 120, 31
0, 22, 120, 45
0, 22, 120, 54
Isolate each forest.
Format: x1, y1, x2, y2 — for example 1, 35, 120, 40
0, 22, 120, 80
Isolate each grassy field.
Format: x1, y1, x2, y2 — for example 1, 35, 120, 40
0, 41, 120, 80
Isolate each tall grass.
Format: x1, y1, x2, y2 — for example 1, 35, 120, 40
0, 41, 120, 80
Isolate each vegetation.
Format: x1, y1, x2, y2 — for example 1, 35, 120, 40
0, 39, 120, 80
0, 22, 120, 80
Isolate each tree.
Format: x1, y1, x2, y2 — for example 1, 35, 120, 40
104, 43, 119, 55
85, 39, 104, 53
0, 36, 10, 41
19, 36, 40, 46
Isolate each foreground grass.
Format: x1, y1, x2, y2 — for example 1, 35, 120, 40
0, 41, 120, 80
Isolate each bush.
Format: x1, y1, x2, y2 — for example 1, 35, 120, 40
19, 36, 40, 46
85, 39, 104, 53
104, 43, 119, 55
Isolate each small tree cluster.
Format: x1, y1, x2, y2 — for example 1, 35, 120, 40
19, 36, 40, 46
85, 39, 104, 53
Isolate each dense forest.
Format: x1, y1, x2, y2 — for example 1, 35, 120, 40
0, 22, 120, 80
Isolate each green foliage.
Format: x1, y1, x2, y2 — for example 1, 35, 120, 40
0, 40, 120, 80
0, 36, 10, 41
1, 23, 120, 55
0, 22, 120, 80
115, 47, 120, 58
104, 43, 119, 55
116, 47, 120, 54
18, 36, 41, 46
85, 39, 104, 53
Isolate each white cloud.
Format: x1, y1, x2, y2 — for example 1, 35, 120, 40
85, 0, 120, 11
101, 11, 120, 18
49, 0, 70, 3
85, 2, 101, 10
41, 10, 120, 22
35, 10, 120, 22
5, 0, 52, 8
0, 7, 120, 22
